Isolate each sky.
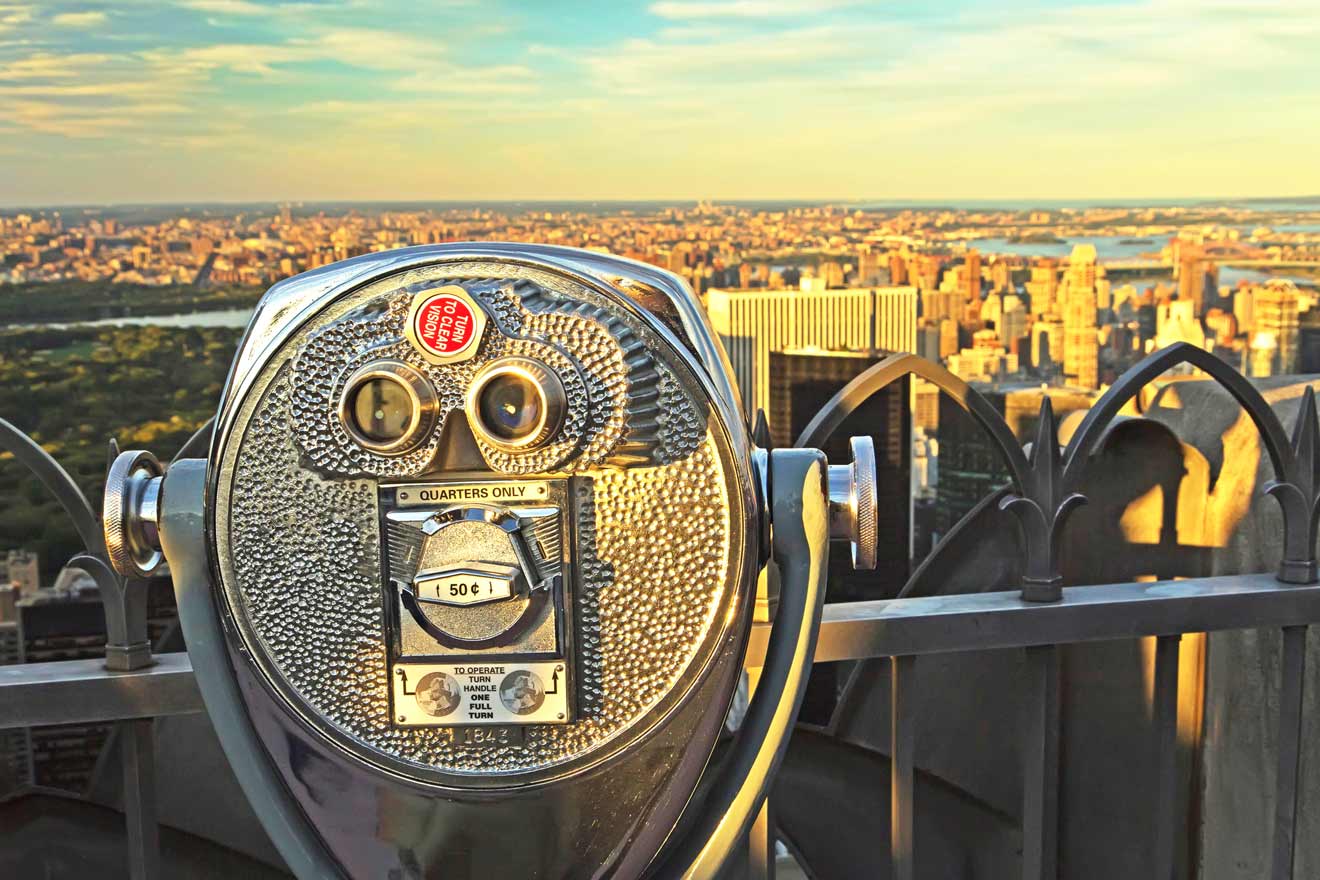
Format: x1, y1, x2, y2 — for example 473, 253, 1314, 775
0, 0, 1318, 206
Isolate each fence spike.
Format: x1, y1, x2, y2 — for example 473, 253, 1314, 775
1265, 387, 1320, 584
1000, 398, 1087, 602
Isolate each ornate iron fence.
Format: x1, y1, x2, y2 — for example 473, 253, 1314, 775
767, 340, 1320, 880
0, 418, 211, 879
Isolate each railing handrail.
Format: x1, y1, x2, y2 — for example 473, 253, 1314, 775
0, 652, 202, 731
2, 572, 1311, 734
748, 571, 1320, 663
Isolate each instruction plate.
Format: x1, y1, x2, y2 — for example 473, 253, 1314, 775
392, 660, 569, 727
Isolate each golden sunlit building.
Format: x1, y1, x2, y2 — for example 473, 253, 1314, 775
704, 286, 918, 417
1251, 281, 1301, 375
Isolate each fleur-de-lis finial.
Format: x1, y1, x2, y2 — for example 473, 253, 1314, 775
1265, 387, 1320, 584
1000, 398, 1088, 602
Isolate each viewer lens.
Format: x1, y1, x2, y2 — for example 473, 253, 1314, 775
349, 376, 414, 443
338, 361, 437, 455
477, 373, 543, 443
467, 358, 566, 452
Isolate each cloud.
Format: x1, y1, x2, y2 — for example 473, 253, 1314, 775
137, 41, 311, 77
0, 15, 547, 148
0, 97, 186, 137
569, 21, 897, 97
579, 0, 1320, 121
648, 0, 856, 20
51, 11, 107, 28
0, 81, 181, 97
391, 64, 537, 95
180, 0, 286, 13
135, 28, 451, 79
177, 0, 473, 17
177, 0, 341, 17
0, 52, 113, 80
0, 3, 32, 33
138, 27, 541, 97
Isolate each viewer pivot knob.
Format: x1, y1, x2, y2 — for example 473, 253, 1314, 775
827, 436, 879, 571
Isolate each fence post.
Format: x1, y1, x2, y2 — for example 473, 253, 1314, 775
891, 654, 916, 880
1271, 625, 1307, 880
1023, 645, 1060, 880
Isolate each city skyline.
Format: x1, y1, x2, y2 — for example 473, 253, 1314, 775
6, 197, 1318, 391
2, 0, 1319, 206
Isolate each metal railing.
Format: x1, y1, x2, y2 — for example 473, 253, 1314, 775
3, 343, 1320, 879
0, 418, 212, 879
744, 574, 1317, 880
740, 341, 1320, 880
2, 577, 1313, 879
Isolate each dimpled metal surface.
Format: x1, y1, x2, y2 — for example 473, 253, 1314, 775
213, 260, 740, 778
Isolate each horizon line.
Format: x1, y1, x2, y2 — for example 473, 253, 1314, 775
4, 195, 1319, 213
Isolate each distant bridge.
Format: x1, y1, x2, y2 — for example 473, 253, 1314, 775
1102, 259, 1166, 271
1098, 257, 1320, 276
1102, 260, 1173, 281
1213, 259, 1320, 269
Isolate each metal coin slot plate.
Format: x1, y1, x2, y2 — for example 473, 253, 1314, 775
392, 660, 569, 727
383, 482, 565, 649
381, 478, 574, 727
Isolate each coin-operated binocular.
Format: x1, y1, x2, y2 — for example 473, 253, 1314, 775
102, 244, 877, 879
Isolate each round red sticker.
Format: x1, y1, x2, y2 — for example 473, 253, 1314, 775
413, 293, 477, 356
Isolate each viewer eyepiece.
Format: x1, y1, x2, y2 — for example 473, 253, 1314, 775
467, 357, 565, 451
338, 360, 438, 454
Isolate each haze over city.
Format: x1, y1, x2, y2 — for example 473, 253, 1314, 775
2, 0, 1319, 205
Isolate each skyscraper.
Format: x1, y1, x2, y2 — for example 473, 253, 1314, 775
1025, 258, 1060, 316
964, 248, 982, 303
939, 318, 960, 360
1065, 244, 1099, 290
1064, 283, 1099, 390
0, 608, 26, 797
917, 320, 941, 363
989, 257, 1014, 294
1032, 316, 1065, 373
1248, 333, 1279, 378
1233, 286, 1255, 330
922, 289, 963, 323
856, 248, 881, 285
3, 567, 179, 797
889, 252, 909, 286
1252, 281, 1300, 375
912, 254, 944, 291
1000, 296, 1028, 354
934, 384, 1096, 538
2, 550, 39, 598
18, 573, 110, 793
704, 285, 918, 418
1059, 245, 1101, 390
818, 261, 845, 289
1177, 247, 1218, 315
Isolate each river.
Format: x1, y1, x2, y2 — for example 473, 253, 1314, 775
966, 235, 1316, 288
8, 307, 254, 330
967, 235, 1162, 260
